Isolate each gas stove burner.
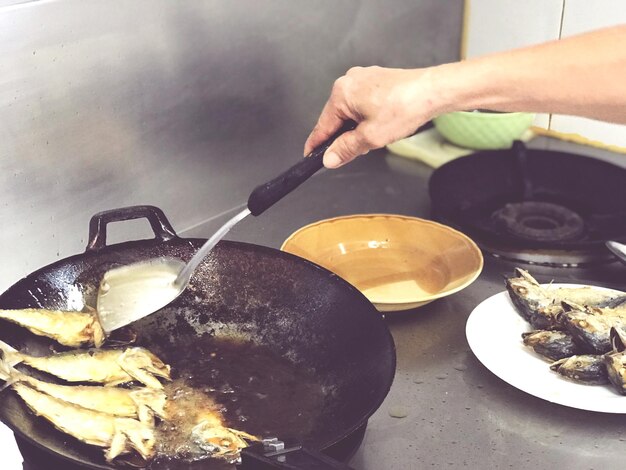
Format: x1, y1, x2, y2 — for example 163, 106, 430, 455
428, 142, 626, 267
481, 242, 616, 267
491, 201, 584, 242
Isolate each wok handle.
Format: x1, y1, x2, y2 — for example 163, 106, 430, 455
247, 120, 357, 216
85, 205, 178, 252
240, 441, 355, 470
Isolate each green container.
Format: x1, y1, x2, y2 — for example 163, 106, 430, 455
433, 111, 535, 150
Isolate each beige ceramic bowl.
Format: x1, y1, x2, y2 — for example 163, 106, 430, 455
281, 214, 484, 312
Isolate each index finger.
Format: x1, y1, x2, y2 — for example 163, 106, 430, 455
303, 99, 345, 156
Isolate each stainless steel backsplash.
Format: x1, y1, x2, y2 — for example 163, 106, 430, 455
0, 0, 463, 289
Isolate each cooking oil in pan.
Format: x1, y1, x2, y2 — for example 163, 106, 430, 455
150, 336, 326, 469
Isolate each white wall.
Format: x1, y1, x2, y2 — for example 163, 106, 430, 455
464, 0, 626, 149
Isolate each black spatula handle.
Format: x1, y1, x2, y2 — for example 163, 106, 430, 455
247, 120, 357, 216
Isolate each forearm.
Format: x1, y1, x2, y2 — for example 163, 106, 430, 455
305, 24, 626, 167
431, 25, 626, 123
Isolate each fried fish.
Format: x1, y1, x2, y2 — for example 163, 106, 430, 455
13, 383, 155, 462
0, 359, 166, 424
0, 308, 104, 348
0, 340, 170, 388
506, 268, 625, 329
550, 354, 609, 385
559, 302, 626, 354
522, 330, 582, 361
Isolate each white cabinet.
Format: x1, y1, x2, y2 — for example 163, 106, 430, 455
464, 0, 626, 150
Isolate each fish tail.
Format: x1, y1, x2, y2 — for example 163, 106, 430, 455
105, 430, 128, 462
0, 360, 11, 384
0, 339, 22, 368
0, 342, 24, 388
0, 379, 15, 392
0, 364, 20, 391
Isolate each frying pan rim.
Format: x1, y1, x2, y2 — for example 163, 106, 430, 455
0, 238, 396, 468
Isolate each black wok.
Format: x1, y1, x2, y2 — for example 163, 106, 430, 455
0, 206, 396, 469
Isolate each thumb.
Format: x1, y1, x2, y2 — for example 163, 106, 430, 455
323, 129, 372, 168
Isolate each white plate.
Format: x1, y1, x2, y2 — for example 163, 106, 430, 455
466, 284, 626, 413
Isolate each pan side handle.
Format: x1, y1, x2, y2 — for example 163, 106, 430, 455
85, 205, 178, 252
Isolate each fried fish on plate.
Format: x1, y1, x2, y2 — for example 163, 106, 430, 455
505, 268, 626, 330
559, 302, 626, 354
521, 329, 582, 361
603, 327, 626, 396
549, 354, 609, 385
0, 307, 104, 348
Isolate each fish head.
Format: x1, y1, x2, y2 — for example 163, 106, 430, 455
522, 330, 552, 347
550, 354, 608, 384
191, 420, 253, 462
610, 326, 626, 352
124, 348, 171, 379
604, 350, 626, 395
130, 389, 168, 420
556, 301, 586, 323
505, 269, 549, 321
560, 309, 614, 354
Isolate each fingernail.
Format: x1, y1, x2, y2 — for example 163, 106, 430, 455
324, 152, 343, 168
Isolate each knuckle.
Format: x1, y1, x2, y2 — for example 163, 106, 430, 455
348, 133, 371, 156
368, 134, 387, 149
334, 138, 352, 154
359, 123, 388, 149
360, 132, 381, 149
333, 139, 356, 161
332, 76, 346, 93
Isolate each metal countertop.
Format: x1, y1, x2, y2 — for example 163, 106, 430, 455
191, 137, 626, 470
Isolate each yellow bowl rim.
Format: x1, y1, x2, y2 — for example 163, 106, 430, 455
280, 213, 484, 308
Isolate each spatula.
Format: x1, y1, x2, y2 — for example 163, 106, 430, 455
96, 120, 356, 334
607, 240, 626, 266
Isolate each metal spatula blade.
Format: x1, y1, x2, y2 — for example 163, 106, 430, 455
96, 257, 186, 333
96, 207, 251, 333
95, 120, 356, 334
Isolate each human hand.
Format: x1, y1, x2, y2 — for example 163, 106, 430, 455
304, 66, 442, 168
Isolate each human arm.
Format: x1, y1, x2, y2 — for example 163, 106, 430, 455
304, 24, 626, 168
